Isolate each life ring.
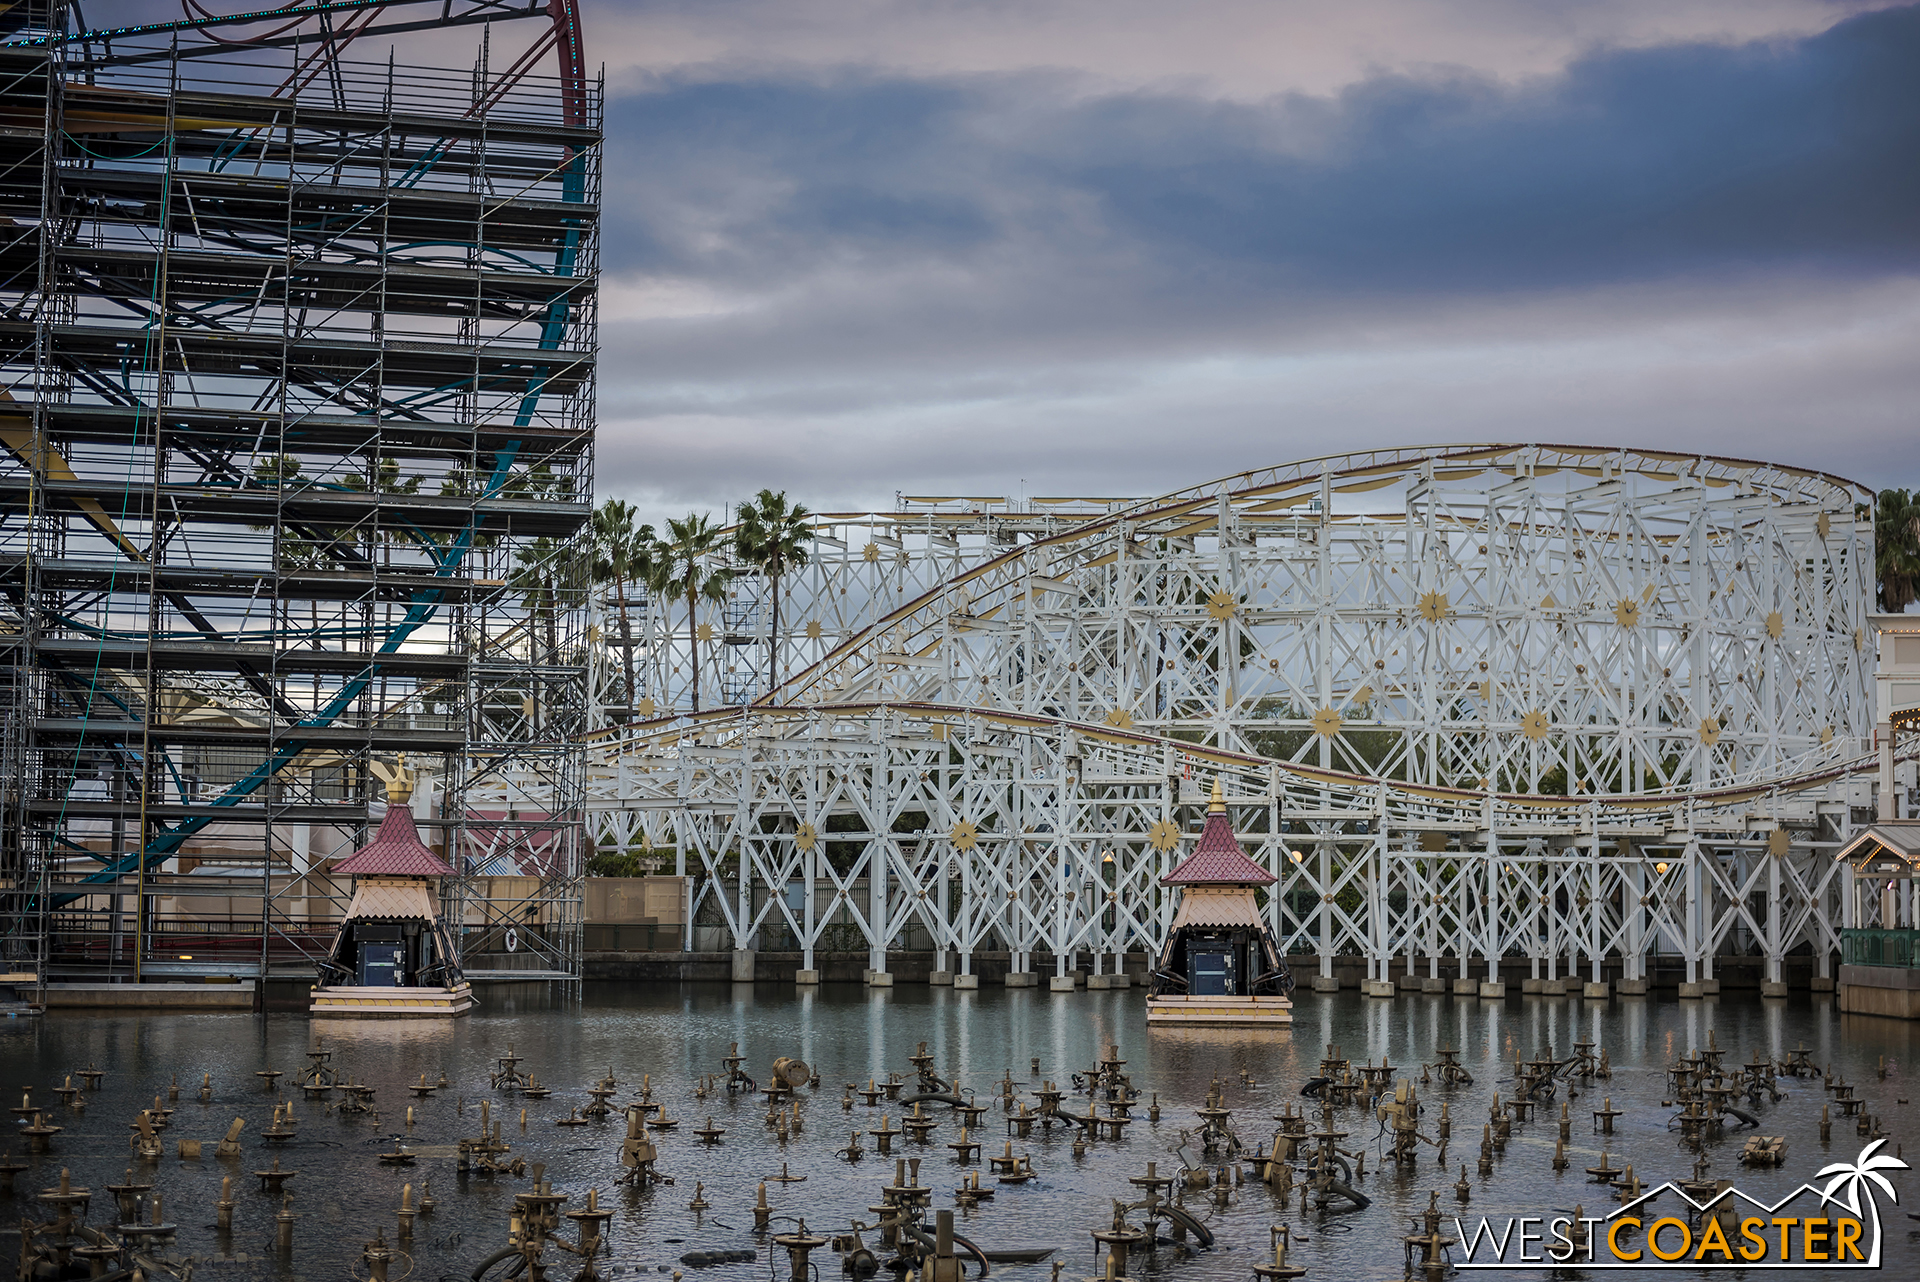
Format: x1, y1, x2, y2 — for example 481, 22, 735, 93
505, 927, 519, 953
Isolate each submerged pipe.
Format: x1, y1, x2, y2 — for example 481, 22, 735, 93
1322, 1178, 1371, 1211
1159, 1203, 1214, 1247
902, 1223, 992, 1276
899, 1092, 967, 1108
469, 1247, 520, 1282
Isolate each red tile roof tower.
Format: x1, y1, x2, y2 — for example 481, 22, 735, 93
1160, 778, 1275, 886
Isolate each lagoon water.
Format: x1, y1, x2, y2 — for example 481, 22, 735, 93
4, 984, 1917, 1280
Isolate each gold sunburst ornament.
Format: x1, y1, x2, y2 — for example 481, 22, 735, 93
1614, 599, 1639, 628
696, 622, 715, 641
1103, 708, 1135, 729
1205, 590, 1237, 620
1700, 717, 1722, 746
1418, 591, 1449, 623
951, 820, 979, 852
1817, 511, 1832, 539
1148, 819, 1181, 853
862, 542, 880, 562
635, 696, 657, 718
1765, 610, 1784, 639
1520, 710, 1550, 741
1310, 707, 1343, 738
795, 823, 818, 852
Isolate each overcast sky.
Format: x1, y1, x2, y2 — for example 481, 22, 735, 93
574, 1, 1919, 520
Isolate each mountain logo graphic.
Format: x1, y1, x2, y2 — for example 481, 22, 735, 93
1454, 1139, 1909, 1269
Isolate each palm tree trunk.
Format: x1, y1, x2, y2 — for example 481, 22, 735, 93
687, 585, 701, 712
769, 562, 781, 695
614, 570, 637, 719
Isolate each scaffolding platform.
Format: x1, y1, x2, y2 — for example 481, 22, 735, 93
0, 0, 599, 996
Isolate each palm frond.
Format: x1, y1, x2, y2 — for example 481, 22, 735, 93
1861, 1139, 1907, 1172
1820, 1170, 1862, 1214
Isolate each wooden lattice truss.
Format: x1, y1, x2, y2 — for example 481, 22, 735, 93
582, 702, 1911, 981
594, 445, 1874, 798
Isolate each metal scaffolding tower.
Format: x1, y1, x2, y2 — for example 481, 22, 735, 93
0, 0, 599, 994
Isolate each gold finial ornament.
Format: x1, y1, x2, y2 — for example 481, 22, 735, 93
1208, 777, 1225, 813
377, 755, 414, 804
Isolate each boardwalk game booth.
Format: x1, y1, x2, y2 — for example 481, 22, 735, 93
310, 776, 472, 1018
1146, 780, 1294, 1027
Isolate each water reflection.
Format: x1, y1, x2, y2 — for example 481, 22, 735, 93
0, 985, 1914, 1280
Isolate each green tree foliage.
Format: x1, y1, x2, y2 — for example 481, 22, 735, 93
1867, 488, 1920, 613
656, 513, 734, 712
507, 535, 590, 663
590, 499, 655, 718
734, 488, 813, 696
587, 848, 657, 877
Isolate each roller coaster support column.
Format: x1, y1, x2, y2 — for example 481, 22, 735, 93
1313, 842, 1337, 991
1481, 829, 1503, 997
1763, 830, 1788, 997
735, 793, 753, 958
1882, 719, 1897, 822
1679, 838, 1712, 998
799, 833, 818, 982
1620, 860, 1648, 994
1586, 815, 1606, 992
1366, 832, 1385, 989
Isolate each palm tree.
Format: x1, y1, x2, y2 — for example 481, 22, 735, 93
1817, 1138, 1908, 1253
591, 499, 654, 718
508, 536, 590, 664
1869, 488, 1920, 613
657, 513, 734, 712
734, 488, 813, 698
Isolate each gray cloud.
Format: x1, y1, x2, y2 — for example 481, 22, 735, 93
588, 0, 1903, 99
587, 4, 1920, 519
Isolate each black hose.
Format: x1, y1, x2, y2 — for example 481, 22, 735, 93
1323, 1177, 1371, 1211
900, 1092, 967, 1108
901, 1224, 991, 1276
953, 1231, 992, 1276
470, 1247, 519, 1282
1159, 1204, 1213, 1248
1300, 1077, 1331, 1097
1251, 968, 1289, 994
1724, 1105, 1760, 1128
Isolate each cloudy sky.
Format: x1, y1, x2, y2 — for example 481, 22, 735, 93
577, 1, 1918, 519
